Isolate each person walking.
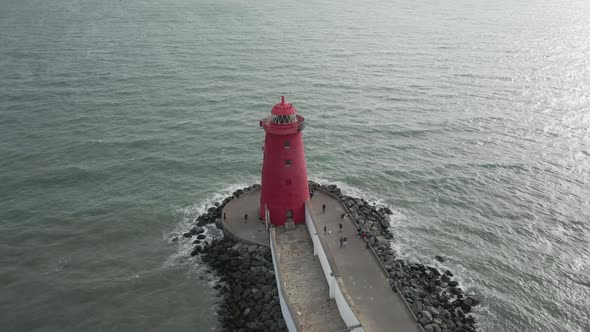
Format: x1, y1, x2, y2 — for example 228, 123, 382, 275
339, 223, 343, 233
244, 214, 248, 223
339, 236, 344, 248
322, 204, 326, 213
323, 225, 327, 235
340, 213, 345, 219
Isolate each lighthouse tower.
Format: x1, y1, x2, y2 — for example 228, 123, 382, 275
259, 96, 309, 226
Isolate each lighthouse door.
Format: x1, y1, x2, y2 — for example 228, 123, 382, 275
284, 209, 296, 231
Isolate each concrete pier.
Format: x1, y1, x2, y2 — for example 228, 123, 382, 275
221, 188, 269, 246
274, 226, 346, 331
222, 187, 422, 331
309, 190, 422, 332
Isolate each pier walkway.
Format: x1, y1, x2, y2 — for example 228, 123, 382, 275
274, 226, 347, 331
223, 189, 346, 331
309, 190, 422, 332
221, 188, 269, 246
222, 187, 422, 331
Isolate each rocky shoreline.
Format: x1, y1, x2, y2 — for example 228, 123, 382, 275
177, 182, 480, 332
309, 181, 480, 332
202, 238, 286, 331
177, 184, 286, 332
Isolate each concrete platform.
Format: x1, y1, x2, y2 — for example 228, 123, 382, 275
310, 190, 422, 332
221, 185, 421, 332
221, 188, 269, 246
274, 225, 346, 332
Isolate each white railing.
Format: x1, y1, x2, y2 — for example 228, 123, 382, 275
333, 280, 363, 331
304, 202, 364, 332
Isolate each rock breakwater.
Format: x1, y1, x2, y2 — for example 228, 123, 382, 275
202, 238, 286, 332
178, 182, 480, 332
178, 185, 286, 332
309, 181, 480, 332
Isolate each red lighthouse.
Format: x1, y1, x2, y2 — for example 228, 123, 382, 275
259, 96, 309, 226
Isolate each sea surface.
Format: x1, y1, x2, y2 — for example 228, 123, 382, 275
1, 0, 589, 331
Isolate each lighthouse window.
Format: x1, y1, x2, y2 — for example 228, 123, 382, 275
272, 114, 297, 124
285, 159, 291, 166
286, 210, 293, 218
284, 140, 290, 148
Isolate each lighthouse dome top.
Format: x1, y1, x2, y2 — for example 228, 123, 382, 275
271, 96, 297, 117
260, 96, 305, 134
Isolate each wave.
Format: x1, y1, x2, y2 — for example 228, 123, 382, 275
162, 183, 250, 276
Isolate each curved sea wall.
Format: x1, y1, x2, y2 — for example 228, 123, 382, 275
179, 184, 287, 332
177, 182, 480, 332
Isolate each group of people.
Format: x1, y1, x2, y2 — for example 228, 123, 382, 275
319, 204, 367, 249
337, 225, 365, 247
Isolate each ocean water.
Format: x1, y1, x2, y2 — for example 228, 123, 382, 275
1, 0, 589, 331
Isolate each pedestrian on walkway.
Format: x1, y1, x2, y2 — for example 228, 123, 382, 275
244, 214, 248, 223
340, 212, 345, 219
223, 212, 226, 220
322, 204, 326, 213
339, 223, 343, 232
339, 236, 344, 248
323, 225, 327, 235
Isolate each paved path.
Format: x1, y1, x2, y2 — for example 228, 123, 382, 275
310, 190, 422, 332
221, 188, 269, 246
275, 226, 346, 332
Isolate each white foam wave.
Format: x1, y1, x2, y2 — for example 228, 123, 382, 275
470, 303, 498, 332
310, 176, 417, 255
162, 182, 252, 275
311, 175, 412, 253
311, 176, 387, 205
